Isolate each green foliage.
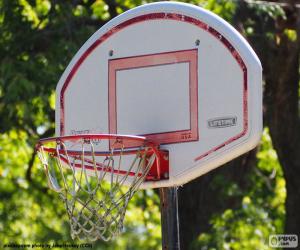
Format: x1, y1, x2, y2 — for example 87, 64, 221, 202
192, 129, 286, 250
204, 0, 236, 22
91, 0, 110, 20
284, 29, 297, 42
18, 0, 51, 29
235, 1, 286, 43
247, 2, 285, 20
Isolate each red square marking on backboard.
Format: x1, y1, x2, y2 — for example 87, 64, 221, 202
108, 49, 198, 147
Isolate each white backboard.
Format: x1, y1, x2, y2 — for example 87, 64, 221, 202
56, 2, 262, 188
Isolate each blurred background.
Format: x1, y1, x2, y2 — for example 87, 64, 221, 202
0, 0, 299, 249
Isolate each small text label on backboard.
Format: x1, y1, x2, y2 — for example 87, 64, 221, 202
70, 129, 102, 144
207, 117, 237, 129
181, 132, 192, 140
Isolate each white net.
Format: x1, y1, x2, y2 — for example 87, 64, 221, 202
37, 136, 157, 241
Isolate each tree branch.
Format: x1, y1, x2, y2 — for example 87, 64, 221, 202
26, 150, 37, 182
104, 0, 118, 18
25, 127, 55, 183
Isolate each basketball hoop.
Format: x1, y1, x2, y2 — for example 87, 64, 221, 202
36, 1, 262, 246
36, 134, 168, 241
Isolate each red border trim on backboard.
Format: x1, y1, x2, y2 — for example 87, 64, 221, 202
60, 12, 248, 162
108, 49, 198, 147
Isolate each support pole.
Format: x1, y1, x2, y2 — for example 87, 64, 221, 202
159, 187, 180, 250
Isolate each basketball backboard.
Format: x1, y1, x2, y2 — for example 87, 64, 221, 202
55, 2, 262, 189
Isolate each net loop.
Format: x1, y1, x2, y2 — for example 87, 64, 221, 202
36, 134, 158, 241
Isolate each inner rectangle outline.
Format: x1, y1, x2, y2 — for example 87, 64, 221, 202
116, 61, 190, 135
108, 49, 199, 147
